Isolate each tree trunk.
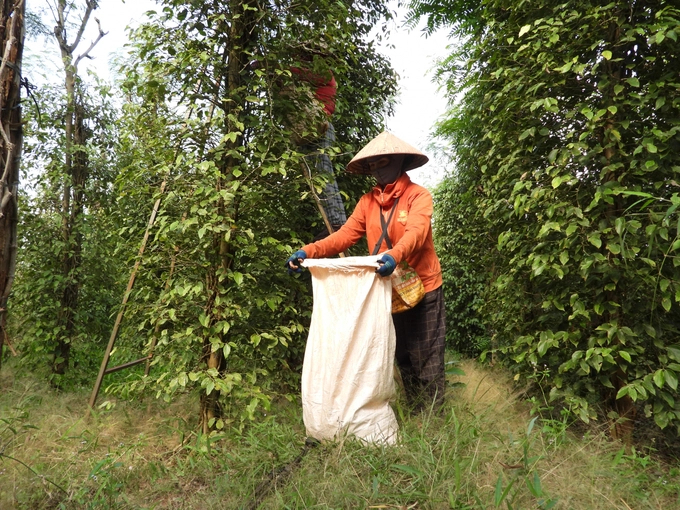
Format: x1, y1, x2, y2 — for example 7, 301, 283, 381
53, 98, 88, 375
0, 0, 25, 368
199, 0, 257, 431
51, 0, 103, 377
601, 14, 635, 445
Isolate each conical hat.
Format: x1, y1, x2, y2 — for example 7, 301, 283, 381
346, 131, 429, 175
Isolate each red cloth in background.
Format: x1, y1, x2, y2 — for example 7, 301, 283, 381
291, 67, 337, 116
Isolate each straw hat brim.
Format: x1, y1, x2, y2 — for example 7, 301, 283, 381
345, 131, 429, 175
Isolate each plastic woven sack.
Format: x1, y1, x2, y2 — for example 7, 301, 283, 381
391, 260, 425, 314
301, 256, 398, 445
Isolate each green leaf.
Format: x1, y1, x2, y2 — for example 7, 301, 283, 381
519, 127, 535, 140
588, 234, 602, 248
558, 61, 573, 73
654, 411, 669, 429
223, 131, 238, 143
619, 351, 631, 363
626, 77, 640, 88
602, 50, 612, 60
668, 345, 680, 361
199, 314, 209, 328
662, 296, 671, 312
615, 217, 625, 236
445, 366, 466, 376
654, 369, 665, 389
178, 372, 188, 387
518, 25, 531, 37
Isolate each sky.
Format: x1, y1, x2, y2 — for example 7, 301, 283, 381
29, 0, 451, 188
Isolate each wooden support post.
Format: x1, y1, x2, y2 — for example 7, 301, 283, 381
301, 157, 346, 257
86, 181, 167, 417
105, 356, 152, 375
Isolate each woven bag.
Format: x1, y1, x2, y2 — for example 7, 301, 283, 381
390, 260, 426, 313
372, 198, 426, 314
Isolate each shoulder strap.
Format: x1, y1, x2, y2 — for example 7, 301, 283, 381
371, 198, 399, 256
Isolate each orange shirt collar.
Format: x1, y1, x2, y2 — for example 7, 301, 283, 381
371, 172, 411, 207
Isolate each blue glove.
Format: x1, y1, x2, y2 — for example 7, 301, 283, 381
376, 253, 396, 277
285, 250, 307, 275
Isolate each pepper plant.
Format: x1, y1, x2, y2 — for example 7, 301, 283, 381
415, 0, 680, 437
105, 0, 397, 432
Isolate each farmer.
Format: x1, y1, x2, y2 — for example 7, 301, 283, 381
286, 131, 446, 411
288, 45, 347, 237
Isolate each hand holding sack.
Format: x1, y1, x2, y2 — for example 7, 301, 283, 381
302, 256, 398, 444
285, 250, 307, 274
376, 253, 396, 276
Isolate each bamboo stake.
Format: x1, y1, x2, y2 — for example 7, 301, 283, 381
301, 156, 345, 257
87, 74, 212, 414
86, 180, 167, 417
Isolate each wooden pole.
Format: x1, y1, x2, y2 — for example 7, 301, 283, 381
301, 157, 345, 257
86, 180, 167, 416
86, 73, 208, 414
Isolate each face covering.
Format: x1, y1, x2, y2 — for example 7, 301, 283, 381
370, 155, 405, 186
372, 166, 402, 186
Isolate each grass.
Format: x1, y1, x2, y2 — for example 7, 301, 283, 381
1, 359, 679, 509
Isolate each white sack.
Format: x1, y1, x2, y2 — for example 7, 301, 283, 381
301, 256, 398, 445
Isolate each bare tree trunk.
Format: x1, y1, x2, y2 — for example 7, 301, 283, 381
0, 0, 25, 368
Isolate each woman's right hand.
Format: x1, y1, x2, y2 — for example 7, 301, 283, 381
285, 250, 307, 274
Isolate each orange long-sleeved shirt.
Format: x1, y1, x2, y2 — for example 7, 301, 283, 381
302, 173, 443, 293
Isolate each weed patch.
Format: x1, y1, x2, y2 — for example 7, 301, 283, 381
1, 361, 679, 509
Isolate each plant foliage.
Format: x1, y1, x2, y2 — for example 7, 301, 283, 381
103, 0, 398, 429
415, 0, 680, 433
